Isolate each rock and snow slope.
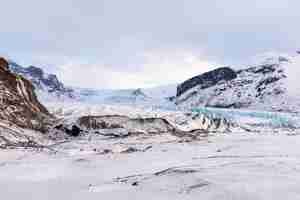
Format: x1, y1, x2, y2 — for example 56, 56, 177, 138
8, 59, 177, 106
176, 54, 300, 113
0, 58, 52, 131
9, 61, 76, 101
0, 57, 54, 148
8, 53, 300, 115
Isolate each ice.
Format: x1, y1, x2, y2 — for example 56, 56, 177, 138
192, 107, 300, 129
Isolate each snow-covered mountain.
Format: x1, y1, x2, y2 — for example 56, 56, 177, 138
9, 53, 300, 114
176, 54, 300, 113
7, 60, 178, 107
8, 61, 76, 101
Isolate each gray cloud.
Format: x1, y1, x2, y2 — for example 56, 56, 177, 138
1, 0, 300, 88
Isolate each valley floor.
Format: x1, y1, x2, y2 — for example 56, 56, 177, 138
1, 131, 300, 200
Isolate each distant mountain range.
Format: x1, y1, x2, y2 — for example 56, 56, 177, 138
7, 53, 300, 113
7, 61, 177, 106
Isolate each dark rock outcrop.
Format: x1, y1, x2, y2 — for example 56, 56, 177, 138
177, 67, 237, 97
63, 125, 82, 137
0, 57, 53, 132
77, 115, 176, 135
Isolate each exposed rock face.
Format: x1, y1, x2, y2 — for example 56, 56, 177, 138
0, 57, 53, 131
9, 62, 75, 99
77, 115, 176, 135
176, 58, 290, 112
73, 113, 232, 137
177, 67, 237, 97
0, 57, 9, 71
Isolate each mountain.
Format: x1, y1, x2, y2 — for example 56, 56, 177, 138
9, 61, 76, 101
177, 67, 237, 97
75, 87, 173, 107
0, 57, 53, 132
176, 55, 300, 113
7, 60, 177, 107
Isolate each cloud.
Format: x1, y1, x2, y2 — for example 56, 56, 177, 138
1, 0, 300, 88
57, 48, 219, 89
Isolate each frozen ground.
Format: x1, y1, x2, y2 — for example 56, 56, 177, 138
2, 100, 300, 199
1, 130, 300, 199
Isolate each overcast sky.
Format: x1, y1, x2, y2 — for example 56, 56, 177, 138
0, 0, 300, 89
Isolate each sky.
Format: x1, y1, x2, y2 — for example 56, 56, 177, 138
0, 0, 300, 89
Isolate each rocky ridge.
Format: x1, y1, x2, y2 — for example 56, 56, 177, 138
0, 57, 53, 132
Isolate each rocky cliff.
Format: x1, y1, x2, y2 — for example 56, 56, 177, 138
0, 57, 53, 131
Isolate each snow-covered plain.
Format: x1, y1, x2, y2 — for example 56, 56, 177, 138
1, 130, 300, 200
1, 100, 300, 199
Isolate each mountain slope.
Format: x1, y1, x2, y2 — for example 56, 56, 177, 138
176, 55, 300, 112
9, 61, 75, 101
0, 57, 53, 132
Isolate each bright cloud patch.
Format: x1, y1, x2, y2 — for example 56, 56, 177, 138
57, 49, 219, 89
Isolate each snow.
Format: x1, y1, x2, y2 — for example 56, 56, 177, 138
1, 132, 300, 199
284, 55, 300, 98
0, 93, 294, 199
3, 53, 300, 199
176, 53, 300, 113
